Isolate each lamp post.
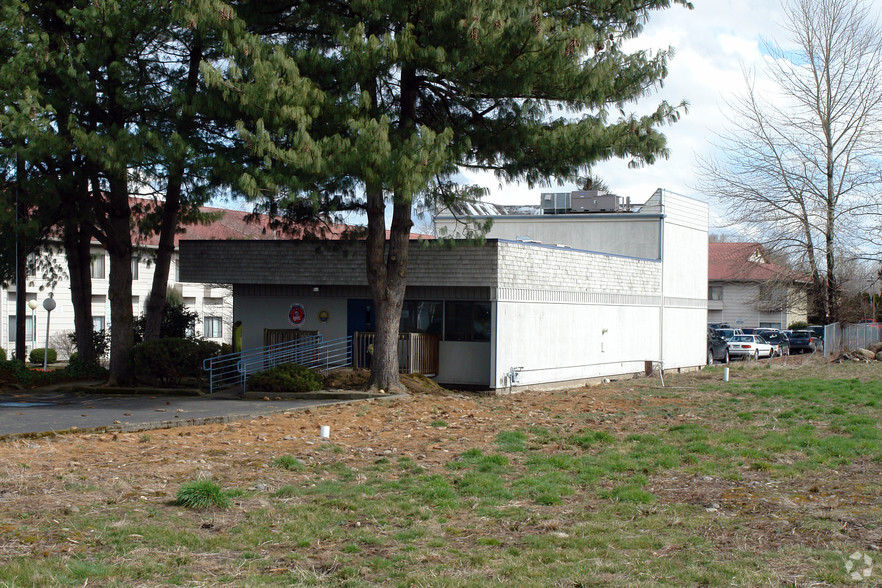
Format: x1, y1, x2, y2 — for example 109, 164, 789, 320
42, 297, 56, 371
27, 299, 38, 358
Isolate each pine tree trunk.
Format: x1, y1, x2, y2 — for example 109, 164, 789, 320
63, 215, 95, 365
143, 193, 179, 341
144, 39, 200, 341
13, 155, 27, 362
14, 242, 26, 363
105, 179, 135, 384
364, 183, 412, 394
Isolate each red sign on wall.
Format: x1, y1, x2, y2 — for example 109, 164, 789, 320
288, 303, 305, 325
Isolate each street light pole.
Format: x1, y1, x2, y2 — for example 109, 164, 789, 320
42, 297, 56, 371
28, 299, 38, 360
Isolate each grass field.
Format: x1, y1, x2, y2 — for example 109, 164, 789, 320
1, 359, 880, 586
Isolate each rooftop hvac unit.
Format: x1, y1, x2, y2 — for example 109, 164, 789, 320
540, 192, 571, 214
571, 191, 619, 212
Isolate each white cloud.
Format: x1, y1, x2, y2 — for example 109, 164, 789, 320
473, 0, 882, 227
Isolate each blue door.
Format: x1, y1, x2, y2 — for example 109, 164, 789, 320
347, 299, 374, 338
347, 299, 374, 367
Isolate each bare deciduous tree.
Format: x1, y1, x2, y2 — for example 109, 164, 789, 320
699, 0, 882, 322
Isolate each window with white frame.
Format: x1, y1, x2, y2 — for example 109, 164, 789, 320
91, 254, 105, 279
131, 257, 139, 280
93, 316, 106, 332
8, 315, 35, 342
204, 316, 222, 338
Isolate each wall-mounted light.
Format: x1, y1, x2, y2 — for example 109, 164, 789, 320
312, 286, 320, 293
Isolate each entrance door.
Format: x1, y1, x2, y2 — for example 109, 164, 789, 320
347, 299, 374, 338
348, 299, 374, 368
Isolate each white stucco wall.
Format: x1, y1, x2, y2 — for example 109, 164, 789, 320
657, 191, 709, 370
493, 298, 661, 389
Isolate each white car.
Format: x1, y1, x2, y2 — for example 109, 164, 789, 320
727, 334, 774, 360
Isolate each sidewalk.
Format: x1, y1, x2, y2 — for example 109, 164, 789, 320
0, 383, 351, 439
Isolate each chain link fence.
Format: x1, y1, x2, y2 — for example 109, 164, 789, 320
823, 323, 882, 357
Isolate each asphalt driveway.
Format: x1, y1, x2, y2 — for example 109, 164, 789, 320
0, 387, 345, 439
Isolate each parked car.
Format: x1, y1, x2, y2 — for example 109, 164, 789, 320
788, 330, 819, 354
727, 334, 774, 360
715, 328, 744, 341
808, 325, 825, 341
759, 331, 790, 356
707, 327, 730, 364
741, 328, 756, 335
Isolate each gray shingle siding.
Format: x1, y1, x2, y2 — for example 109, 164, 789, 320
180, 239, 659, 295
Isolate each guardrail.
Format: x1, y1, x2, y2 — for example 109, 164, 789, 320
203, 335, 352, 395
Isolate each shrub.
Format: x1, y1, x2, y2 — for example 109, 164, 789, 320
132, 338, 199, 387
63, 356, 109, 379
0, 356, 107, 387
134, 303, 199, 342
29, 348, 57, 365
788, 321, 809, 330
67, 330, 109, 360
248, 363, 323, 393
0, 347, 5, 362
131, 338, 223, 387
174, 480, 230, 509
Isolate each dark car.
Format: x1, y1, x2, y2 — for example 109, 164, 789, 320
788, 330, 819, 354
707, 327, 729, 364
808, 325, 825, 341
758, 330, 790, 356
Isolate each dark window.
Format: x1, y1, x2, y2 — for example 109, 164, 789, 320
444, 301, 491, 342
400, 301, 443, 335
708, 285, 723, 300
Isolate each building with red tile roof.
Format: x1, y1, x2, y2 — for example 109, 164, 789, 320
708, 242, 810, 329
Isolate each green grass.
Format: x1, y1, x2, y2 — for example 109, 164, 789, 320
272, 454, 306, 471
174, 479, 231, 509
2, 367, 881, 586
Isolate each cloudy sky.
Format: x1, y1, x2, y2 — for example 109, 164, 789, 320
459, 0, 818, 222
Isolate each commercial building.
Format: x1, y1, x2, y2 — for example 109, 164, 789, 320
180, 189, 709, 391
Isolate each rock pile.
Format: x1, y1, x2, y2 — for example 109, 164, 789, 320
836, 340, 882, 362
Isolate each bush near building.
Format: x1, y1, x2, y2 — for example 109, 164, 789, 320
29, 348, 57, 366
247, 363, 323, 394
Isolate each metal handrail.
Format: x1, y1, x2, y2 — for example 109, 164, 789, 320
203, 335, 353, 395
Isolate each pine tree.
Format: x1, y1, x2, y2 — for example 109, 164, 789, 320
208, 0, 691, 392
2, 1, 242, 376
